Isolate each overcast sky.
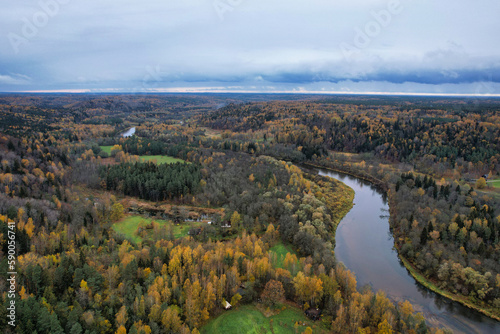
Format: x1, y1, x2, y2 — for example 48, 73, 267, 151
1, 0, 500, 95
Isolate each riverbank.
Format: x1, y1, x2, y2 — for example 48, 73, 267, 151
399, 256, 500, 322
300, 166, 355, 245
120, 126, 136, 137
305, 160, 500, 324
302, 162, 388, 192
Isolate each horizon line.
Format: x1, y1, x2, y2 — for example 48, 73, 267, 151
1, 89, 500, 98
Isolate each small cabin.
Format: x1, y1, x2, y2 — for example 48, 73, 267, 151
305, 308, 322, 321
224, 301, 232, 310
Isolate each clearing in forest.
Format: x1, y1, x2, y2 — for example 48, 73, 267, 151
488, 179, 500, 189
269, 242, 301, 272
112, 215, 203, 243
99, 146, 187, 164
201, 304, 325, 334
139, 155, 187, 164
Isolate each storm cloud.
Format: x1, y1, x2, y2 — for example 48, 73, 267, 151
1, 0, 499, 95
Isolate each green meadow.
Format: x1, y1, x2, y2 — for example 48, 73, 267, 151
488, 179, 500, 189
112, 215, 203, 243
269, 243, 299, 270
201, 305, 324, 334
100, 146, 113, 155
139, 155, 187, 164
99, 146, 187, 164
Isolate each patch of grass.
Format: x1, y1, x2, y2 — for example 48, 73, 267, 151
488, 179, 500, 189
100, 146, 113, 155
269, 243, 298, 270
99, 147, 187, 165
170, 221, 204, 239
140, 155, 187, 164
201, 304, 325, 334
112, 215, 203, 242
201, 127, 222, 139
112, 216, 144, 243
478, 179, 500, 199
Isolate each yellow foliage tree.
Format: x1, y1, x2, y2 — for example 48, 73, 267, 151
230, 211, 241, 230
110, 203, 125, 222
476, 177, 487, 189
116, 325, 127, 334
377, 319, 393, 334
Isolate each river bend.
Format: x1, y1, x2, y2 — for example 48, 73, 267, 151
314, 167, 499, 334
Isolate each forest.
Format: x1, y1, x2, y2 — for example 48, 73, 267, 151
0, 94, 499, 333
199, 97, 500, 320
101, 162, 201, 201
200, 100, 500, 172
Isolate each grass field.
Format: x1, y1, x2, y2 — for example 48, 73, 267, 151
100, 146, 113, 155
201, 127, 222, 139
201, 305, 324, 334
139, 155, 187, 164
477, 179, 500, 199
488, 179, 500, 189
112, 215, 203, 243
99, 146, 186, 164
269, 243, 299, 270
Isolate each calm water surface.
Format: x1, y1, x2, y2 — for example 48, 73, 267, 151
121, 127, 136, 137
315, 168, 500, 334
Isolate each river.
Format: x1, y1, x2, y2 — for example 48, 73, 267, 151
121, 127, 136, 137
312, 167, 499, 333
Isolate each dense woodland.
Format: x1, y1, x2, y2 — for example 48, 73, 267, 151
101, 162, 201, 202
0, 94, 499, 333
200, 100, 500, 176
392, 172, 499, 306
199, 98, 500, 319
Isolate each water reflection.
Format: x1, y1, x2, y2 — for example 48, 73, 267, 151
307, 166, 499, 334
121, 127, 136, 137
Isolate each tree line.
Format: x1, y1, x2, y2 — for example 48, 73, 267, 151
100, 162, 201, 202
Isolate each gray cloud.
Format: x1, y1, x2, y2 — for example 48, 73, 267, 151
1, 0, 499, 94
0, 73, 31, 85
